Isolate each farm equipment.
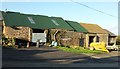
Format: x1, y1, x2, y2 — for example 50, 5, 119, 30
106, 44, 119, 51
90, 42, 109, 53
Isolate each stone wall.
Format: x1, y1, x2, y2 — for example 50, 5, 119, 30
85, 33, 109, 48
97, 34, 108, 45
60, 31, 85, 46
0, 21, 2, 45
3, 26, 32, 41
49, 29, 85, 46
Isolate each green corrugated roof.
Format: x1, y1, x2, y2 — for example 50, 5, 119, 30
2, 11, 74, 30
50, 17, 73, 30
66, 20, 88, 33
2, 11, 57, 29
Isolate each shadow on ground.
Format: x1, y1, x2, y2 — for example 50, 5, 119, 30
2, 46, 120, 67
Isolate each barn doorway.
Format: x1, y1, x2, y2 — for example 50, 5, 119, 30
89, 36, 95, 46
32, 29, 44, 33
32, 29, 46, 46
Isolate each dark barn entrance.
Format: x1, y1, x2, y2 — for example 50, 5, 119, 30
89, 36, 95, 46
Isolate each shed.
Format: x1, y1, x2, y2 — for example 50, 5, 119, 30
80, 23, 108, 48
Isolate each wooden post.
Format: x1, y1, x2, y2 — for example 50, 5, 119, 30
27, 42, 29, 48
114, 37, 117, 45
3, 21, 6, 35
86, 34, 89, 48
27, 27, 31, 48
54, 30, 59, 41
106, 34, 109, 46
36, 39, 40, 47
93, 35, 97, 42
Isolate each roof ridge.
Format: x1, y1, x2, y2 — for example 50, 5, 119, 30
4, 11, 49, 17
80, 22, 98, 25
66, 20, 79, 23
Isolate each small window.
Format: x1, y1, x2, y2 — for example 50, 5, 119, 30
51, 19, 59, 26
27, 17, 35, 24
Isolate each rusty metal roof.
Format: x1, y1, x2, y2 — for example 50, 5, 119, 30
80, 23, 108, 34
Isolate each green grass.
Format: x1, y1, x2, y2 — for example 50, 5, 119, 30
56, 46, 106, 54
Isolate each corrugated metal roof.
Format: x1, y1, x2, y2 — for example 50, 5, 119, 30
2, 11, 74, 30
1, 11, 62, 29
80, 23, 108, 34
50, 17, 73, 30
66, 20, 88, 33
104, 29, 116, 36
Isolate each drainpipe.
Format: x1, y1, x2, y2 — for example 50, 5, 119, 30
54, 30, 59, 41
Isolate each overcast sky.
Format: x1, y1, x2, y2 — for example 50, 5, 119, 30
0, 0, 118, 35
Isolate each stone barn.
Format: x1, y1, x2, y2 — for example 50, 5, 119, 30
80, 23, 108, 48
57, 20, 88, 47
45, 17, 74, 45
0, 11, 61, 47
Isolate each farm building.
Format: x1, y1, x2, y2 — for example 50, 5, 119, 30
45, 17, 74, 45
104, 29, 117, 46
0, 11, 90, 47
1, 11, 114, 48
80, 23, 109, 48
0, 11, 64, 47
62, 20, 88, 46
0, 11, 75, 47
45, 18, 88, 47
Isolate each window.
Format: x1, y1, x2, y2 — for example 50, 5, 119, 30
51, 19, 59, 26
27, 17, 35, 24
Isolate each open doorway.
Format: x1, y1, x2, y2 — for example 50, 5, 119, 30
32, 29, 46, 46
32, 29, 44, 33
89, 36, 95, 46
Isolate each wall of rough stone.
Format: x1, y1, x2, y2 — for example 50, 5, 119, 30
0, 21, 2, 45
49, 29, 85, 46
3, 26, 32, 41
97, 34, 108, 45
85, 33, 109, 48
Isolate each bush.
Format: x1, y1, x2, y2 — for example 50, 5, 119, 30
2, 36, 16, 47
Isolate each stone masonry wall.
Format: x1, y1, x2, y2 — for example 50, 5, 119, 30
3, 26, 32, 41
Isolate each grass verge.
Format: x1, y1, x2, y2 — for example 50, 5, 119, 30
56, 46, 106, 54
